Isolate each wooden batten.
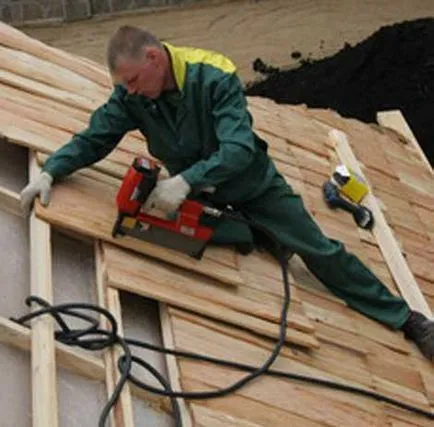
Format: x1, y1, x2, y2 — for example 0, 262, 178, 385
34, 172, 244, 287
0, 68, 99, 112
377, 110, 433, 175
105, 243, 319, 349
29, 152, 59, 427
0, 22, 110, 88
0, 186, 22, 217
190, 404, 262, 427
95, 241, 135, 427
160, 303, 193, 427
329, 129, 432, 318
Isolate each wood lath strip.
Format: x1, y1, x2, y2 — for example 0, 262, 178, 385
95, 242, 135, 427
0, 21, 110, 88
0, 45, 108, 101
160, 303, 192, 427
377, 110, 433, 175
329, 129, 432, 318
0, 68, 98, 112
190, 404, 262, 427
168, 306, 370, 389
0, 185, 22, 217
0, 88, 149, 159
34, 171, 244, 287
29, 152, 58, 427
105, 243, 319, 349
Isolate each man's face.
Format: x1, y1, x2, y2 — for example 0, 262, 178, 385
114, 47, 166, 99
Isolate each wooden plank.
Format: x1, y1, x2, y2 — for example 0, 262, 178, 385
1, 81, 91, 123
1, 94, 93, 135
373, 375, 431, 411
179, 360, 381, 427
250, 104, 330, 159
104, 243, 311, 331
169, 308, 365, 387
1, 87, 149, 158
170, 307, 377, 391
184, 379, 324, 427
36, 153, 122, 188
0, 45, 108, 101
159, 304, 192, 427
95, 242, 135, 427
35, 173, 244, 287
390, 156, 434, 196
0, 109, 133, 180
0, 185, 22, 217
0, 21, 110, 88
110, 263, 318, 348
107, 288, 135, 426
366, 340, 426, 394
385, 406, 434, 427
29, 152, 58, 427
329, 129, 432, 318
0, 68, 97, 112
105, 243, 319, 349
377, 110, 433, 174
371, 189, 428, 237
191, 404, 262, 427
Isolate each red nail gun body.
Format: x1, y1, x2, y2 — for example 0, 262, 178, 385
112, 157, 214, 259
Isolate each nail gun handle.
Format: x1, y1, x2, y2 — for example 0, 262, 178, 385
116, 157, 160, 217
132, 158, 160, 204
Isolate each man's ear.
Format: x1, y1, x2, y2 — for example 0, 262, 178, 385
144, 46, 159, 62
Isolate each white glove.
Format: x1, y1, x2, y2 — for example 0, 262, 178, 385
143, 175, 191, 213
20, 172, 53, 216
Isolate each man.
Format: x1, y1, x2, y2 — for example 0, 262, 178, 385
20, 26, 433, 361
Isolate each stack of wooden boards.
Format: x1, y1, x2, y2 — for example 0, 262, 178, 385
1, 21, 433, 426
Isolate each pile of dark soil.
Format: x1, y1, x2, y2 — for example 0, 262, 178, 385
245, 18, 434, 166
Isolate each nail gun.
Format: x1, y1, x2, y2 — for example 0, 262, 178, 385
112, 157, 216, 259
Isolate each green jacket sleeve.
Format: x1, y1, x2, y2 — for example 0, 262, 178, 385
181, 73, 256, 189
43, 86, 136, 180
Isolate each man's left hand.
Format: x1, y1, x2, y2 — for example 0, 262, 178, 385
143, 175, 191, 212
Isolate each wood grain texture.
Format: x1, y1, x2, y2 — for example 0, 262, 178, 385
167, 306, 433, 426
0, 186, 22, 217
0, 21, 110, 87
377, 110, 433, 175
95, 242, 135, 427
29, 152, 58, 427
330, 129, 432, 318
105, 242, 318, 348
35, 172, 244, 287
160, 303, 192, 427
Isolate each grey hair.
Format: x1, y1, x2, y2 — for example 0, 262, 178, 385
106, 25, 163, 73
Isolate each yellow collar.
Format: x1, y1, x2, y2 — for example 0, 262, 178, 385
163, 42, 186, 92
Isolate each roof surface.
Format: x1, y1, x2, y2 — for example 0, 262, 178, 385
1, 22, 433, 426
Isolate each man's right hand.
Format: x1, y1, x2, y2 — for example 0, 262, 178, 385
20, 172, 53, 216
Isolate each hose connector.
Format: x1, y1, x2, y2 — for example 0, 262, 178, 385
202, 206, 223, 218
